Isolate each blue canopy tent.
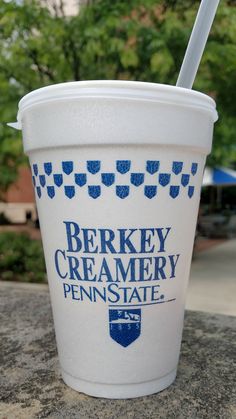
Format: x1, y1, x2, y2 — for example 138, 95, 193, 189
203, 167, 236, 186
202, 166, 236, 208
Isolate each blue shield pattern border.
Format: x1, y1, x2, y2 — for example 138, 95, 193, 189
109, 308, 141, 347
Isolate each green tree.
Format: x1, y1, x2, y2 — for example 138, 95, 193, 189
0, 0, 236, 197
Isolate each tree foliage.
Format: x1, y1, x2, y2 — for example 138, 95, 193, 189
0, 0, 236, 194
0, 232, 46, 282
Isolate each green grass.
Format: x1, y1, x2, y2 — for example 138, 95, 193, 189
0, 232, 46, 283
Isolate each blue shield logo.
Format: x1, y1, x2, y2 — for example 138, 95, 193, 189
109, 309, 141, 347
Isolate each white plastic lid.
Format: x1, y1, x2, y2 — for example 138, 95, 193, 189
11, 80, 218, 129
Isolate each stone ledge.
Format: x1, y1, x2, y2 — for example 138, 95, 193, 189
0, 281, 235, 418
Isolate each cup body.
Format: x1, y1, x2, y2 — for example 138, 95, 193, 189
18, 81, 217, 398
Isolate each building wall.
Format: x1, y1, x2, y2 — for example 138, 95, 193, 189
6, 166, 35, 203
0, 166, 37, 224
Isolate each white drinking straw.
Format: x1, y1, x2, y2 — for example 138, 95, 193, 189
176, 0, 220, 89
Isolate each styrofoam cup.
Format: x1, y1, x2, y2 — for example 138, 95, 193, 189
15, 81, 217, 398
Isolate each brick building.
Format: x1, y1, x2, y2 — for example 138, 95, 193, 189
0, 166, 37, 223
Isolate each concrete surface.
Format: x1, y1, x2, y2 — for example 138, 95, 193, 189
187, 239, 236, 316
0, 282, 236, 419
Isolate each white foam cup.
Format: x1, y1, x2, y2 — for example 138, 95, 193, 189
15, 81, 217, 398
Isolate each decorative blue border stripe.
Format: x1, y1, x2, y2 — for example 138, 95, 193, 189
31, 160, 199, 200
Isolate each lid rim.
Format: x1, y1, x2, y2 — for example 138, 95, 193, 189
17, 80, 217, 122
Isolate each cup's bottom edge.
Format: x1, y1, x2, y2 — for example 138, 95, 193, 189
61, 368, 177, 399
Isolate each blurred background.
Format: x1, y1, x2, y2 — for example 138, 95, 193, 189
0, 0, 235, 314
